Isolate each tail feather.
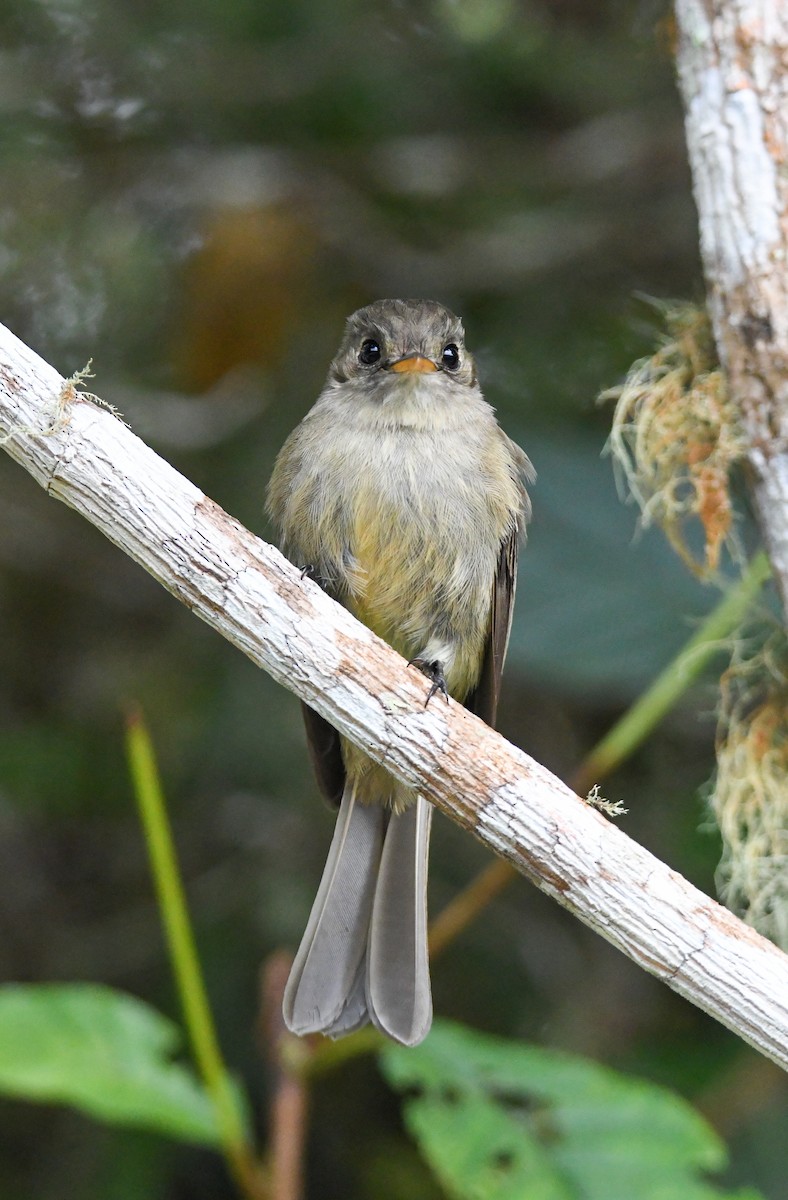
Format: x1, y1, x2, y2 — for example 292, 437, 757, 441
283, 784, 384, 1035
320, 958, 369, 1038
283, 786, 434, 1046
367, 795, 433, 1046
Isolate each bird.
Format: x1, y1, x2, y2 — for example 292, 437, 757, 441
267, 298, 533, 1046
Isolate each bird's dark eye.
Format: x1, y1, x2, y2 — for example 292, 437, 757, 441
442, 343, 460, 371
358, 338, 382, 365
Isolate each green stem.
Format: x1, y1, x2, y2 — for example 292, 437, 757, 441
577, 551, 771, 787
125, 710, 263, 1198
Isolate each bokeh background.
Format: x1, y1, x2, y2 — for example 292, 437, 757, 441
1, 0, 786, 1197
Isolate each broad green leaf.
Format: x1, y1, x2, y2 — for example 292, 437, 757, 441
403, 1084, 571, 1200
381, 1020, 763, 1200
0, 983, 235, 1146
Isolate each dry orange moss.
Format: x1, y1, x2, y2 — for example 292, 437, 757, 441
712, 635, 788, 949
605, 303, 747, 574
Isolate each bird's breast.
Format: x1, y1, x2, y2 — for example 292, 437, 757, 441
342, 430, 506, 661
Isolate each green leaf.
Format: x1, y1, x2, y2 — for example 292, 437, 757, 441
0, 983, 228, 1146
380, 1020, 763, 1200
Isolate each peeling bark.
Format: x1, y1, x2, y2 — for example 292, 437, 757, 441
675, 0, 788, 615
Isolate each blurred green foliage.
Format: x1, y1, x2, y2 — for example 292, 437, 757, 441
0, 0, 785, 1197
0, 984, 225, 1145
382, 1020, 764, 1200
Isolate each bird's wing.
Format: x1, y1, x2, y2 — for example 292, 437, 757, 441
464, 524, 519, 728
301, 702, 346, 809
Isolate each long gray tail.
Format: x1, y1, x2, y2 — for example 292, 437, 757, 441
283, 785, 433, 1047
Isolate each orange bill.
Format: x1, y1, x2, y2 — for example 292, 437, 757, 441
389, 355, 439, 373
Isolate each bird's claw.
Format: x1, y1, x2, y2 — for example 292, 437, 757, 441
408, 658, 450, 707
300, 564, 332, 592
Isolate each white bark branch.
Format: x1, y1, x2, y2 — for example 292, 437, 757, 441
1, 320, 787, 1070
675, 0, 788, 618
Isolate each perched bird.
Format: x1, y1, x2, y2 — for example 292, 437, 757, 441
267, 299, 532, 1046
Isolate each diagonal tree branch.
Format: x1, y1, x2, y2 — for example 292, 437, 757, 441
674, 0, 788, 620
1, 320, 788, 1071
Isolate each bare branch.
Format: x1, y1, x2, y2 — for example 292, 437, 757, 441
1, 320, 787, 1071
675, 0, 788, 617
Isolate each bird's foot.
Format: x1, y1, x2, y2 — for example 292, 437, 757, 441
408, 658, 450, 707
300, 564, 332, 591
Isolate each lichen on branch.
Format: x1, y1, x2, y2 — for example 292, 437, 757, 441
712, 629, 788, 950
604, 302, 747, 575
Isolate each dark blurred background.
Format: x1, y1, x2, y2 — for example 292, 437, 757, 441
1, 1, 785, 1197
